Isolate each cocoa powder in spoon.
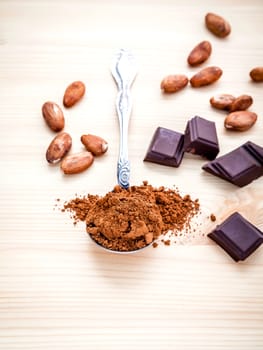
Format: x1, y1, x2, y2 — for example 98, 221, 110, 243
62, 181, 200, 252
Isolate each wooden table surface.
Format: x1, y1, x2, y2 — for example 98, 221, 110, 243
0, 1, 262, 349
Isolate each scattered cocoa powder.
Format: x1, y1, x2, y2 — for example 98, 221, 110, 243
62, 181, 199, 252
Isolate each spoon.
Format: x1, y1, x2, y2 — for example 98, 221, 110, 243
88, 49, 151, 253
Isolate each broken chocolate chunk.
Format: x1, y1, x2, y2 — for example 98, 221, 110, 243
144, 127, 184, 167
208, 212, 263, 262
202, 141, 263, 187
184, 116, 220, 160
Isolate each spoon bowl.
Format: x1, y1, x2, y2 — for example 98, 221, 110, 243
88, 232, 153, 254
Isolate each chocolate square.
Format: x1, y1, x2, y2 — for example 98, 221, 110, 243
144, 127, 184, 167
184, 116, 219, 160
202, 141, 263, 187
208, 212, 263, 261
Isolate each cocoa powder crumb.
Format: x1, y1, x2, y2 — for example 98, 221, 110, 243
62, 182, 199, 252
210, 213, 216, 222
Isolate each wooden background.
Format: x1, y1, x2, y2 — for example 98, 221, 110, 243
0, 0, 262, 349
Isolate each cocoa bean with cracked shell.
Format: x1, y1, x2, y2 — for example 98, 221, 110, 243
46, 132, 72, 164
81, 134, 108, 156
210, 94, 236, 110
42, 101, 65, 132
224, 111, 257, 131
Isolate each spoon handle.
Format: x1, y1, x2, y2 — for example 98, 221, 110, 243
116, 87, 132, 189
111, 49, 138, 189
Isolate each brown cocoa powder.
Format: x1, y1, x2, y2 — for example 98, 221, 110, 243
210, 213, 216, 222
62, 181, 199, 252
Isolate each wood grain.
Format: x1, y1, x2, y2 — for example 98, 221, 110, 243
0, 1, 263, 349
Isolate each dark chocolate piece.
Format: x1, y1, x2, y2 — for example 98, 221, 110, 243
202, 141, 263, 187
144, 127, 184, 167
208, 212, 263, 262
184, 116, 219, 160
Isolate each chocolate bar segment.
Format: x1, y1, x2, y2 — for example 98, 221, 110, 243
144, 127, 184, 167
184, 116, 219, 160
202, 141, 263, 187
208, 212, 263, 262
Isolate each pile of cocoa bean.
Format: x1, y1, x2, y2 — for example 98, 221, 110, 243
160, 12, 262, 133
42, 81, 108, 175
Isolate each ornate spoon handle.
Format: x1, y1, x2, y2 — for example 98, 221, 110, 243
116, 88, 132, 189
111, 49, 138, 189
